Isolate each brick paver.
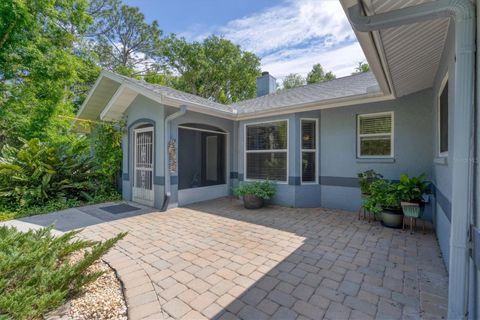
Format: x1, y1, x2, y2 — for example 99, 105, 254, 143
79, 197, 448, 319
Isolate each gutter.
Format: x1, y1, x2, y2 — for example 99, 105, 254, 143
348, 1, 476, 318
160, 106, 187, 212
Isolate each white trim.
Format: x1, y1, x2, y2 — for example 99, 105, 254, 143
243, 119, 289, 184
356, 111, 394, 159
99, 84, 126, 120
300, 118, 319, 184
178, 125, 228, 135
437, 73, 449, 157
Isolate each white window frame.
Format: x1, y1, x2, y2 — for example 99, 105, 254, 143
438, 73, 449, 157
357, 111, 394, 159
300, 118, 318, 184
244, 119, 289, 184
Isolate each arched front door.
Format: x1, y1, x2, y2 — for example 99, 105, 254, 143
132, 126, 154, 206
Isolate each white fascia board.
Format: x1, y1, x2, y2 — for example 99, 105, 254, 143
75, 71, 108, 120
99, 83, 127, 120
339, 0, 394, 97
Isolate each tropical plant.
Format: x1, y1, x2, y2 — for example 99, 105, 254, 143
363, 179, 401, 216
0, 225, 126, 319
396, 173, 430, 203
357, 169, 383, 194
91, 121, 125, 190
0, 138, 97, 207
233, 181, 276, 200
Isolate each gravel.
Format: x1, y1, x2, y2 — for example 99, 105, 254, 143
46, 255, 127, 320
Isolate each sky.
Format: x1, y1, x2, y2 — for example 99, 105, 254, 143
123, 0, 366, 80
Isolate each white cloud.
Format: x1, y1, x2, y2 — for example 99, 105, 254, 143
182, 0, 366, 78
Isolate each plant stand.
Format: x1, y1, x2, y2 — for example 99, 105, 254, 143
401, 202, 425, 234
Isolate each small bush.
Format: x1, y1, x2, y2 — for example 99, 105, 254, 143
0, 226, 126, 319
233, 181, 276, 200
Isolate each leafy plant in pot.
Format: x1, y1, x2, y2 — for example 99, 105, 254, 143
363, 179, 403, 228
233, 181, 276, 209
358, 170, 383, 202
397, 174, 430, 231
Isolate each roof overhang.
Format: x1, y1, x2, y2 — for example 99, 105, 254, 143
76, 72, 393, 125
341, 0, 451, 98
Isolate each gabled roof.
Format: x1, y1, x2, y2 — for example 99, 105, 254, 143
232, 72, 381, 114
77, 70, 387, 122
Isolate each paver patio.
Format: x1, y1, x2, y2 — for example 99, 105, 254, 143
78, 198, 448, 320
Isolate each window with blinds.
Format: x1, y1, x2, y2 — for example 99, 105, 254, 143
357, 112, 393, 157
301, 119, 317, 183
439, 80, 448, 155
245, 120, 288, 181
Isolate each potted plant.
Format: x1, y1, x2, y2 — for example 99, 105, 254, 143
397, 174, 430, 232
233, 181, 276, 209
363, 179, 403, 228
358, 170, 383, 196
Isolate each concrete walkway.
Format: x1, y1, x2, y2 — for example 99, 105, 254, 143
0, 201, 156, 232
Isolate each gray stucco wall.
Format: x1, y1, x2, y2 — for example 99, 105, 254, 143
432, 23, 454, 269
319, 89, 434, 213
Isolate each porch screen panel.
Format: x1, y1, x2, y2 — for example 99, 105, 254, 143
301, 120, 316, 183
246, 121, 288, 182
358, 113, 393, 157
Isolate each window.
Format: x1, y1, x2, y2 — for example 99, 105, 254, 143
301, 119, 317, 183
357, 112, 393, 158
245, 120, 288, 182
439, 79, 448, 155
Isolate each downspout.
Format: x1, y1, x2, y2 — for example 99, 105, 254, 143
348, 2, 476, 319
161, 105, 187, 212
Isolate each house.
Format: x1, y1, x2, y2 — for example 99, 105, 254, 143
76, 0, 479, 318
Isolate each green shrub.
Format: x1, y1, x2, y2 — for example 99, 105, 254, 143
0, 138, 96, 207
363, 179, 402, 216
233, 181, 276, 200
0, 226, 126, 319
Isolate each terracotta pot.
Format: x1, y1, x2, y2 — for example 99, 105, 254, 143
243, 194, 264, 209
381, 208, 403, 228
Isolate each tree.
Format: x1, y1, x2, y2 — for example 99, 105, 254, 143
282, 73, 306, 90
160, 34, 261, 104
0, 0, 97, 147
353, 61, 370, 74
306, 64, 336, 84
92, 4, 163, 75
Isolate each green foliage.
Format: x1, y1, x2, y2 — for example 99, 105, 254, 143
0, 225, 126, 319
233, 181, 276, 200
363, 179, 402, 216
352, 61, 370, 74
0, 192, 121, 222
396, 173, 430, 203
0, 138, 96, 208
357, 169, 383, 194
282, 73, 306, 90
90, 121, 125, 190
160, 34, 261, 103
306, 64, 336, 84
